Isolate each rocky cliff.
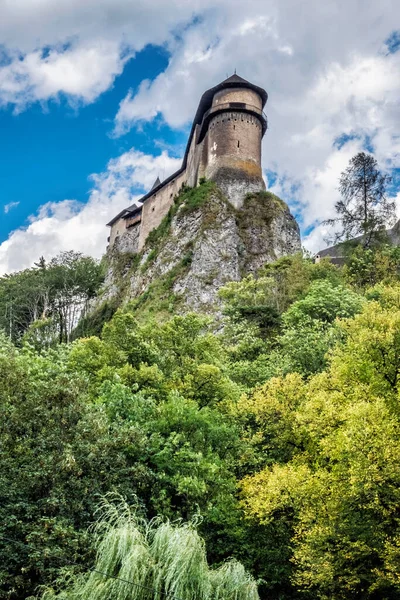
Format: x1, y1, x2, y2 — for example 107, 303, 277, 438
100, 181, 301, 319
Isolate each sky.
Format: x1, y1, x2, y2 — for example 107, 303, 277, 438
0, 0, 399, 275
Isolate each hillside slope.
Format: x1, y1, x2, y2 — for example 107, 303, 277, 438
101, 181, 300, 319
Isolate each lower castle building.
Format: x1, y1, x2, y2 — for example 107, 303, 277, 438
107, 74, 269, 253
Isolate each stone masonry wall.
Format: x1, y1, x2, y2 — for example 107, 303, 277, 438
109, 213, 132, 247
138, 170, 186, 250
205, 111, 264, 208
213, 87, 262, 109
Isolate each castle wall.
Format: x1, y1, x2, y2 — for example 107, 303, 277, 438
185, 125, 201, 187
205, 110, 264, 208
137, 128, 210, 249
109, 216, 129, 248
109, 80, 267, 250
138, 170, 187, 250
185, 126, 208, 187
213, 87, 262, 109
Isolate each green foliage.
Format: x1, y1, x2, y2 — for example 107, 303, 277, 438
41, 497, 259, 600
71, 298, 120, 340
265, 280, 363, 377
223, 275, 362, 384
112, 251, 140, 280
243, 190, 285, 211
0, 341, 151, 599
0, 251, 104, 343
144, 180, 217, 253
282, 280, 362, 326
22, 317, 59, 350
241, 294, 400, 599
4, 247, 400, 600
178, 179, 217, 216
324, 151, 395, 247
220, 254, 344, 339
129, 256, 194, 321
132, 179, 218, 294
344, 243, 400, 288
220, 274, 281, 335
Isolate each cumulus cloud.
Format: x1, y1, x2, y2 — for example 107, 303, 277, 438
0, 42, 129, 109
1, 0, 400, 262
0, 0, 202, 108
0, 150, 181, 275
112, 0, 400, 251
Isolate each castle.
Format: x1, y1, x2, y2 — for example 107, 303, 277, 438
107, 74, 268, 253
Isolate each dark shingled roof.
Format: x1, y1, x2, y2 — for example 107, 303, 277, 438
316, 243, 347, 258
107, 74, 268, 227
316, 220, 400, 259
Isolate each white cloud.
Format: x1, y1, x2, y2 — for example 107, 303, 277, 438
1, 0, 400, 261
0, 0, 202, 108
0, 150, 181, 275
111, 0, 400, 252
4, 201, 20, 214
0, 42, 129, 109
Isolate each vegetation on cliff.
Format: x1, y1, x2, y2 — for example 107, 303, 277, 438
100, 181, 299, 324
2, 238, 400, 599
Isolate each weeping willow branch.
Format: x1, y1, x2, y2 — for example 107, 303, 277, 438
40, 496, 259, 600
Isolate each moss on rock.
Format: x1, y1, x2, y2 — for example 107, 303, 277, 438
98, 182, 300, 323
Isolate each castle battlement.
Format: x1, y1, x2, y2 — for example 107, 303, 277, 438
107, 74, 268, 254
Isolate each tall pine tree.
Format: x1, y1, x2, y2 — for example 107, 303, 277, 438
324, 152, 395, 247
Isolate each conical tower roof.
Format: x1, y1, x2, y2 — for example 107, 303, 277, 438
150, 176, 161, 191
196, 73, 268, 110
220, 73, 252, 86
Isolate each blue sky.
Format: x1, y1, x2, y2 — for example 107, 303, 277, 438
0, 0, 399, 274
0, 45, 186, 244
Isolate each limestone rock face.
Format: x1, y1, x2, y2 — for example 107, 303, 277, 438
103, 185, 301, 315
210, 166, 266, 210
113, 223, 140, 254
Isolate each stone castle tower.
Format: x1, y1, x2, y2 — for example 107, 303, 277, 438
107, 74, 268, 254
200, 75, 267, 206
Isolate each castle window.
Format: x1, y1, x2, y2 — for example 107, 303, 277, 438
152, 207, 155, 212
237, 140, 240, 148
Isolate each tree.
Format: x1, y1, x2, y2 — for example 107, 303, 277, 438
240, 293, 400, 599
225, 279, 362, 385
47, 252, 105, 343
344, 244, 400, 289
324, 152, 395, 248
0, 252, 104, 343
0, 338, 152, 599
41, 497, 259, 600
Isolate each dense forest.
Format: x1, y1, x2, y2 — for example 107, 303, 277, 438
2, 240, 400, 600
1, 153, 400, 600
